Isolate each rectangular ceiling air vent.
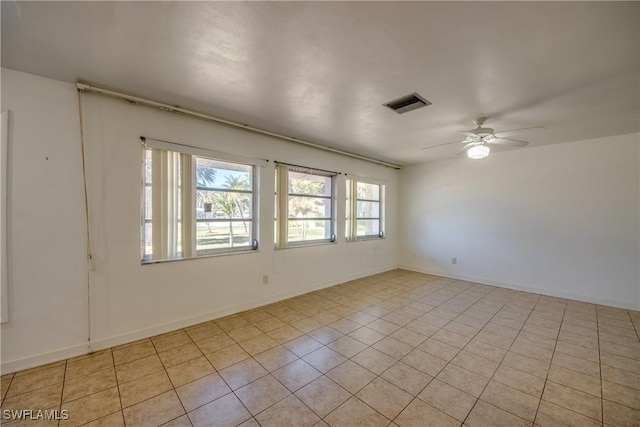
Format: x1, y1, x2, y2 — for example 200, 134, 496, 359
383, 92, 432, 114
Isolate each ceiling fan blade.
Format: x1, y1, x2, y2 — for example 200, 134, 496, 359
494, 126, 545, 138
422, 140, 465, 150
490, 137, 529, 147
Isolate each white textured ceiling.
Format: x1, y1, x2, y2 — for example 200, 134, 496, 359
2, 1, 639, 165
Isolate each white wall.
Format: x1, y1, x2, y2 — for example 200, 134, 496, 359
1, 69, 398, 372
0, 69, 89, 371
399, 133, 640, 310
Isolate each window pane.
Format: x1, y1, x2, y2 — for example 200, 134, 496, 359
357, 219, 380, 237
144, 149, 153, 183
142, 149, 154, 260
288, 219, 331, 242
274, 170, 278, 245
144, 186, 152, 221
356, 201, 379, 219
194, 156, 254, 255
346, 179, 385, 241
275, 167, 335, 247
288, 196, 331, 219
177, 186, 181, 222
196, 191, 252, 220
289, 172, 331, 197
143, 222, 152, 258
196, 157, 252, 189
345, 180, 351, 239
176, 220, 182, 258
196, 221, 253, 252
357, 182, 379, 200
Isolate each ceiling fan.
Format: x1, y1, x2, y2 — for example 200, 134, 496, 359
424, 117, 544, 159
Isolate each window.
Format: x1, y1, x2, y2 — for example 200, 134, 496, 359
142, 149, 153, 260
142, 144, 257, 263
275, 164, 336, 247
346, 178, 385, 240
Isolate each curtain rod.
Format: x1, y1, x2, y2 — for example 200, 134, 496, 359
274, 161, 341, 176
141, 136, 268, 167
76, 82, 402, 170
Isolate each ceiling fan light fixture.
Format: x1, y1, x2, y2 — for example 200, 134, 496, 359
483, 135, 497, 143
467, 144, 490, 159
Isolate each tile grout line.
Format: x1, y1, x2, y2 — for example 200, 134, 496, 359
210, 313, 336, 422
458, 291, 540, 426
251, 302, 379, 424
390, 282, 494, 422
4, 271, 639, 426
386, 281, 519, 425
631, 309, 640, 342
120, 343, 141, 426
85, 350, 120, 426
165, 327, 200, 426
281, 319, 380, 423
114, 282, 639, 425
1, 373, 15, 409
108, 349, 125, 427
527, 339, 610, 399
192, 278, 626, 425
69, 351, 120, 426
211, 296, 624, 426
179, 327, 244, 423
593, 307, 640, 421
57, 360, 68, 427
300, 278, 468, 425
551, 310, 630, 418
596, 307, 604, 427
140, 336, 184, 426
2, 363, 66, 404
531, 299, 568, 427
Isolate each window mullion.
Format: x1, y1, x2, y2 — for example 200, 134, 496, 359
277, 165, 289, 248
152, 149, 166, 259
167, 151, 180, 259
380, 184, 385, 236
345, 179, 351, 241
349, 179, 358, 240
352, 180, 358, 239
181, 154, 195, 258
141, 147, 148, 261
330, 176, 336, 240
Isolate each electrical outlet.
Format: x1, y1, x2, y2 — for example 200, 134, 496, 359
262, 274, 269, 285
452, 257, 457, 265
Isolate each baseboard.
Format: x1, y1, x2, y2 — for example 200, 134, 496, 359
1, 343, 90, 374
91, 264, 396, 351
398, 265, 640, 311
1, 265, 396, 373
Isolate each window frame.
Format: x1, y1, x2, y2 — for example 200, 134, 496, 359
194, 157, 257, 257
346, 177, 385, 241
275, 164, 337, 249
141, 140, 261, 264
141, 148, 153, 261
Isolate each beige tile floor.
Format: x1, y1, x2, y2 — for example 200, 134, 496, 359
1, 269, 639, 427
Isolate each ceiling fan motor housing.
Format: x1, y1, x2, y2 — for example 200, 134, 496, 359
472, 127, 495, 136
